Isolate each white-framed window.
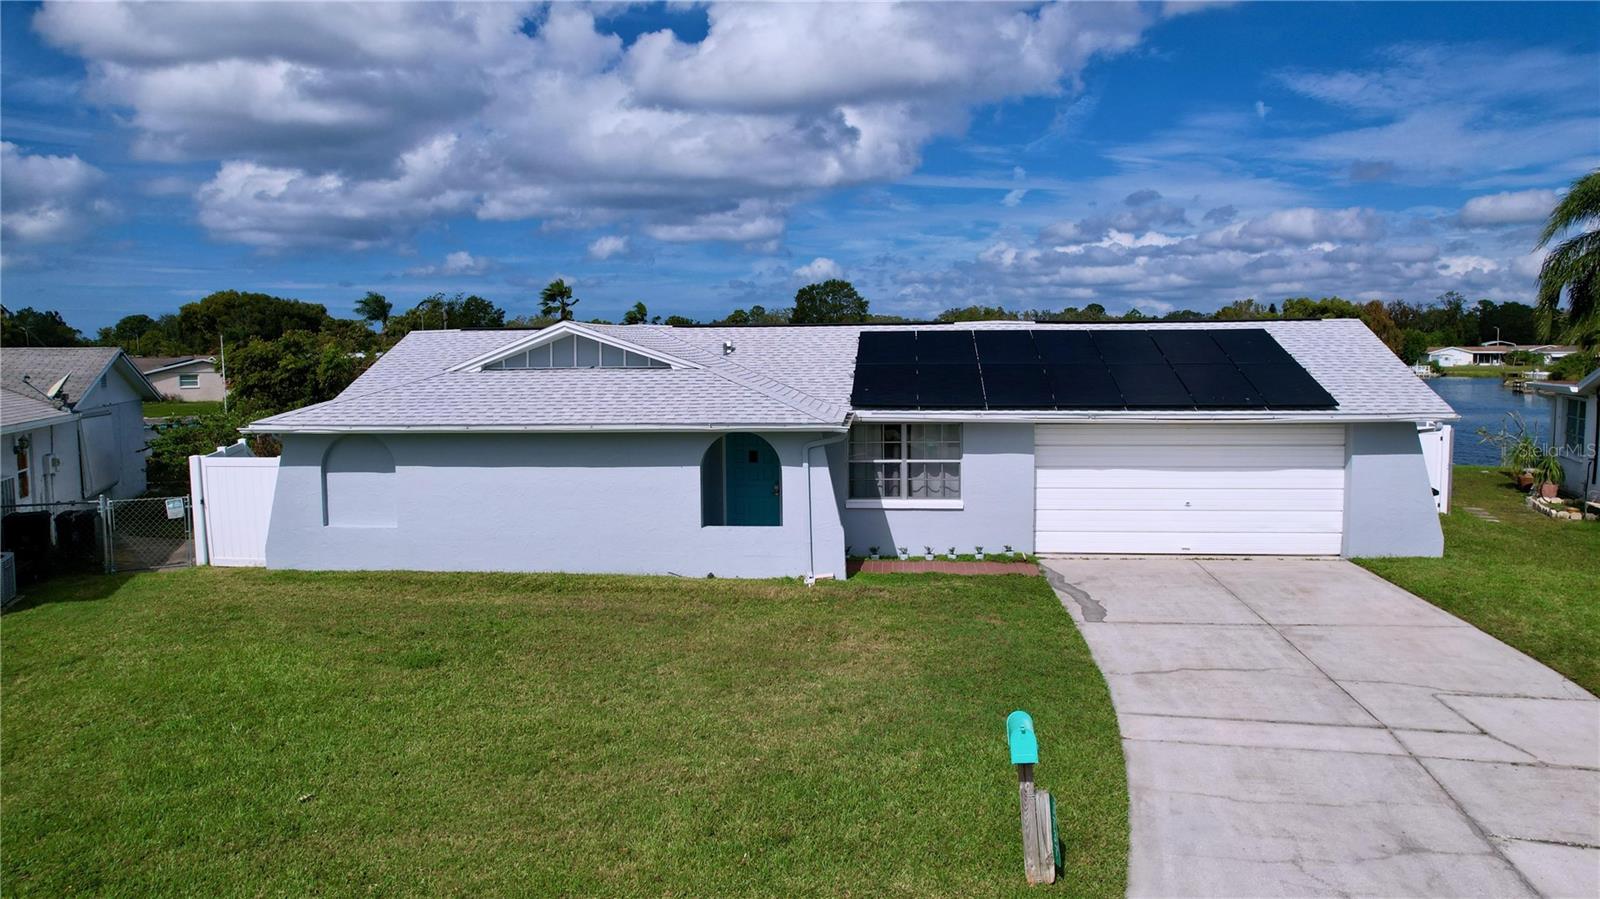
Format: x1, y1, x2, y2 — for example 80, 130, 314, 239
484, 334, 669, 370
847, 422, 961, 507
178, 373, 200, 388
1565, 398, 1589, 454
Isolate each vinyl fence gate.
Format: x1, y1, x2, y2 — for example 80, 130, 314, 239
189, 442, 279, 567
103, 495, 195, 572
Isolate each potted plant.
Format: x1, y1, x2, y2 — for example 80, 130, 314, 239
897, 546, 909, 561
924, 545, 935, 561
868, 545, 880, 561
946, 545, 958, 561
974, 545, 985, 560
1533, 452, 1563, 499
1479, 414, 1542, 489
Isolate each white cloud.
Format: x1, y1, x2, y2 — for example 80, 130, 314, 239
1437, 255, 1499, 277
586, 235, 630, 261
36, 2, 1160, 250
405, 249, 493, 277
0, 141, 113, 243
1254, 100, 1269, 119
1459, 189, 1559, 227
793, 257, 844, 282
1001, 188, 1027, 207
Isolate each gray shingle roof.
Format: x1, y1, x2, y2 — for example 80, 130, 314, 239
1, 388, 74, 430
248, 319, 1455, 432
0, 346, 164, 409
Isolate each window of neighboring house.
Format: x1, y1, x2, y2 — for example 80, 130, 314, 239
178, 373, 200, 388
847, 423, 962, 504
484, 335, 669, 370
1565, 398, 1589, 454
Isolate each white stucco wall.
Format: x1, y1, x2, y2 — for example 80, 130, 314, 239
829, 422, 1036, 557
1549, 394, 1598, 499
2, 420, 84, 506
1342, 422, 1445, 557
265, 430, 847, 578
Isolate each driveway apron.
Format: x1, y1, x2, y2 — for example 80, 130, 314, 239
1042, 556, 1599, 898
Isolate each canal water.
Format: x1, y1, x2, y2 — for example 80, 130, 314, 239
1425, 377, 1555, 465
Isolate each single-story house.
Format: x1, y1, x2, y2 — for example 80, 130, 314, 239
245, 319, 1456, 578
2, 347, 162, 509
1526, 366, 1599, 503
1426, 343, 1579, 367
132, 356, 226, 402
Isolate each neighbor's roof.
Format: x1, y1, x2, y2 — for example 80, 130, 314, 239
1, 346, 160, 406
246, 318, 1455, 434
132, 355, 215, 374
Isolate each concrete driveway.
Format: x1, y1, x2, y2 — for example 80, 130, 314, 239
1042, 557, 1599, 898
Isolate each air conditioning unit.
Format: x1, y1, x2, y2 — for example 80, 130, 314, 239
1, 552, 16, 608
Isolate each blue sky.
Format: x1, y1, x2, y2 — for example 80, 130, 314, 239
2, 1, 1596, 333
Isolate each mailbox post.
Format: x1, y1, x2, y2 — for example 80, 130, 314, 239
1007, 710, 1057, 885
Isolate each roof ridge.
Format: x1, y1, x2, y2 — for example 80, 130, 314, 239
642, 326, 846, 423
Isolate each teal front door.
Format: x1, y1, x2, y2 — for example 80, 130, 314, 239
724, 433, 780, 526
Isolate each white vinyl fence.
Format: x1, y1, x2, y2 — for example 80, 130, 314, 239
189, 441, 279, 566
1419, 423, 1454, 514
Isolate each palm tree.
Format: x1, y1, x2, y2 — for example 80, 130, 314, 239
355, 291, 392, 332
1535, 170, 1600, 348
539, 279, 579, 321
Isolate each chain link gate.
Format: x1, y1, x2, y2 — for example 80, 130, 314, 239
102, 496, 194, 573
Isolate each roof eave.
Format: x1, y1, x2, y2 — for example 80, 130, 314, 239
243, 421, 849, 435
848, 409, 1459, 424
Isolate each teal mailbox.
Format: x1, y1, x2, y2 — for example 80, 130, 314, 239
1006, 709, 1039, 765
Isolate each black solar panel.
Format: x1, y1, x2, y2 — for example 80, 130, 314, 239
1092, 331, 1164, 364
975, 330, 1037, 363
916, 330, 977, 363
916, 364, 985, 408
1173, 364, 1263, 408
1033, 330, 1098, 363
1108, 364, 1194, 408
1047, 365, 1123, 409
850, 363, 919, 407
1210, 329, 1295, 364
1152, 330, 1229, 365
980, 364, 1053, 408
1238, 363, 1339, 409
847, 328, 1334, 411
855, 330, 917, 364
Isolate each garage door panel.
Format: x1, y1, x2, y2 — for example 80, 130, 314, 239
1041, 532, 1345, 555
1034, 424, 1346, 556
1035, 487, 1345, 511
1036, 444, 1347, 468
1036, 467, 1345, 491
1037, 509, 1343, 533
1036, 424, 1345, 447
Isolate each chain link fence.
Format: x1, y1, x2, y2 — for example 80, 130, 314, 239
1, 495, 193, 592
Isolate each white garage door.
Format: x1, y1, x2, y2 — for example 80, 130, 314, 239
1035, 424, 1346, 555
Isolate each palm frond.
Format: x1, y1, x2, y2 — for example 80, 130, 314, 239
1538, 169, 1600, 248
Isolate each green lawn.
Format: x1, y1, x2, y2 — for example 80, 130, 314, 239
1436, 365, 1534, 379
1357, 466, 1600, 695
1, 569, 1125, 897
143, 400, 224, 418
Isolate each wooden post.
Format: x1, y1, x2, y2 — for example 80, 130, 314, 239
1018, 763, 1045, 884
1008, 710, 1055, 885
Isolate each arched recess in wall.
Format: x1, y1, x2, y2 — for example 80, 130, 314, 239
323, 436, 397, 527
700, 433, 780, 527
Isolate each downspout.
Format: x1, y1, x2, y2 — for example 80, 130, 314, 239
803, 432, 849, 584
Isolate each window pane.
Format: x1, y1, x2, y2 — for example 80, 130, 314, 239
527, 342, 552, 367
942, 463, 961, 498
502, 351, 529, 370
575, 337, 600, 367
624, 351, 648, 368
549, 336, 576, 367
600, 343, 625, 367
649, 358, 669, 368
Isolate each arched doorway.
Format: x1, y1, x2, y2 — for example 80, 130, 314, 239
701, 433, 780, 526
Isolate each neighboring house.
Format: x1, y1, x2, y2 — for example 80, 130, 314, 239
133, 356, 226, 402
244, 319, 1456, 578
1527, 367, 1599, 503
2, 347, 162, 509
1426, 344, 1579, 367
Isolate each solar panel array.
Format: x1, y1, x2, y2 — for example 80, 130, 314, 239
850, 328, 1338, 411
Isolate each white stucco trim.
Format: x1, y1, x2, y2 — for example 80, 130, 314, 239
849, 410, 1458, 424
445, 321, 703, 373
846, 498, 964, 510
244, 422, 850, 435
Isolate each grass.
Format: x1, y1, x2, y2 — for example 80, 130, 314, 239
1357, 465, 1600, 695
143, 400, 224, 417
1, 568, 1126, 897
